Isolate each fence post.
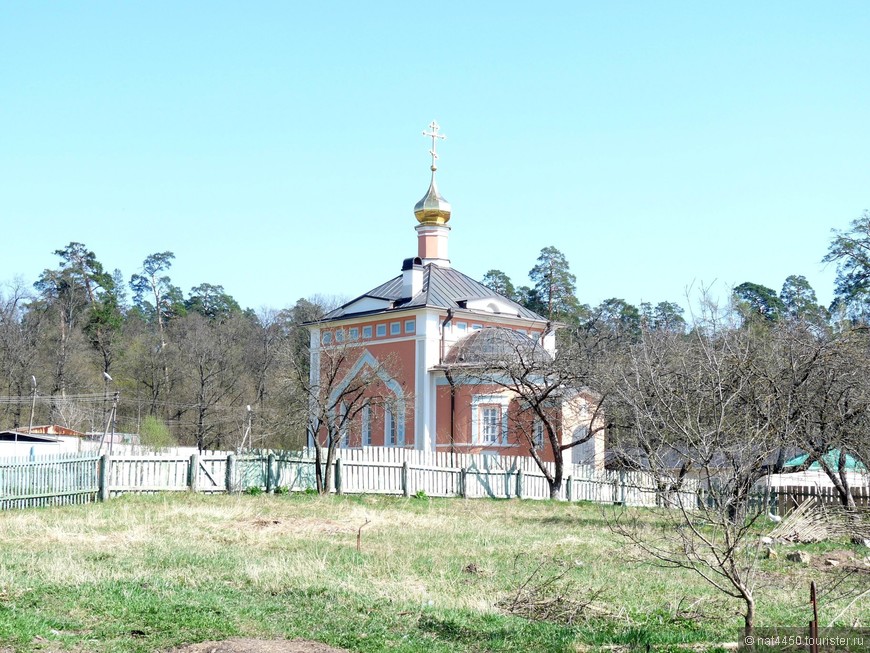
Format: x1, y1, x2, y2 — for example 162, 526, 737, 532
566, 475, 573, 502
619, 470, 626, 505
98, 455, 111, 502
335, 458, 343, 495
460, 467, 468, 499
225, 453, 236, 493
266, 453, 276, 493
402, 461, 410, 497
516, 469, 524, 499
188, 453, 199, 492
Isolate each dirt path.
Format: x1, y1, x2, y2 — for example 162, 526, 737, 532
169, 638, 350, 653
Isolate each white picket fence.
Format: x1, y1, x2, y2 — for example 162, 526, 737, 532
277, 446, 691, 506
0, 447, 695, 509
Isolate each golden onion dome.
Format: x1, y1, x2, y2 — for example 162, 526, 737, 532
414, 174, 452, 225
415, 120, 452, 225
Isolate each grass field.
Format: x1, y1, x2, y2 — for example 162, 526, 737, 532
0, 492, 866, 652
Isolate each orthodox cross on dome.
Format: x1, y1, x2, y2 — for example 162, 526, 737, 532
422, 120, 446, 171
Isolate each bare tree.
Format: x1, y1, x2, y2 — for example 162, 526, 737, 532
0, 281, 41, 427
785, 321, 870, 510
290, 331, 405, 494
171, 313, 250, 450
444, 327, 604, 499
604, 315, 757, 632
599, 301, 839, 633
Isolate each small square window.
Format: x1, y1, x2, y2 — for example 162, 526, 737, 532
472, 324, 483, 331
390, 322, 401, 335
322, 332, 332, 344
349, 327, 359, 340
456, 322, 467, 332
404, 319, 415, 334
335, 329, 344, 342
376, 324, 387, 337
362, 325, 373, 339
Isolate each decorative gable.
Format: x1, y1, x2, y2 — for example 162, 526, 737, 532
339, 295, 393, 314
457, 296, 521, 316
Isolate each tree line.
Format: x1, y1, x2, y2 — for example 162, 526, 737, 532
0, 245, 326, 450
479, 212, 870, 501
1, 210, 870, 461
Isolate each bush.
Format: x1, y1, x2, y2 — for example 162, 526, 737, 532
139, 415, 176, 450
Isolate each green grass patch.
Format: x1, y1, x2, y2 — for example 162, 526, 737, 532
0, 493, 864, 652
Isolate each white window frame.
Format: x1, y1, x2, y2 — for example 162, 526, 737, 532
322, 331, 332, 344
362, 325, 373, 339
480, 406, 502, 445
404, 319, 415, 334
349, 327, 359, 341
470, 394, 509, 445
456, 322, 467, 333
390, 322, 401, 336
376, 324, 387, 337
335, 329, 344, 343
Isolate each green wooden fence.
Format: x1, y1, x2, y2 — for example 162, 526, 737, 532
0, 453, 100, 509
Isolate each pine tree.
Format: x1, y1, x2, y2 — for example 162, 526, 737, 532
528, 246, 578, 321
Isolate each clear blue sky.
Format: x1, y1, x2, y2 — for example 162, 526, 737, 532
2, 2, 868, 314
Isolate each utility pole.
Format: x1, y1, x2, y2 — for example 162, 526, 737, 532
98, 386, 119, 456
103, 372, 112, 435
239, 405, 253, 452
23, 375, 37, 446
109, 391, 119, 456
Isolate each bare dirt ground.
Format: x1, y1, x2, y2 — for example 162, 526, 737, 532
2, 637, 351, 653
169, 638, 350, 653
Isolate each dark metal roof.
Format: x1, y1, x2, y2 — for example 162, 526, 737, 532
322, 264, 546, 322
0, 431, 62, 443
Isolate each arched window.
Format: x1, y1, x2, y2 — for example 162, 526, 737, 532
385, 406, 398, 447
339, 402, 349, 448
361, 403, 371, 446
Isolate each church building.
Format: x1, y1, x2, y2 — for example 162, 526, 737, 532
307, 122, 603, 467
